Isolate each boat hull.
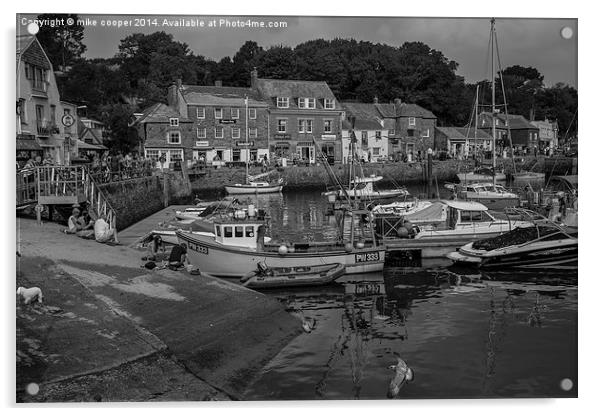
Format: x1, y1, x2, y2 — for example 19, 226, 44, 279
457, 173, 506, 183
448, 239, 578, 270
225, 185, 283, 194
177, 231, 384, 277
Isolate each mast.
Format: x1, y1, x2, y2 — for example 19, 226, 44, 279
491, 18, 497, 186
245, 96, 249, 184
474, 84, 479, 159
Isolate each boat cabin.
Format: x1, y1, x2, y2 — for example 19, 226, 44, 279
444, 200, 498, 229
462, 183, 512, 195
213, 219, 264, 249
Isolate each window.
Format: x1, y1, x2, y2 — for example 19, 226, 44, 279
248, 108, 256, 119
324, 98, 335, 110
298, 119, 313, 133
408, 129, 414, 137
196, 107, 205, 119
277, 97, 289, 108
361, 131, 368, 147
307, 98, 316, 109
231, 108, 239, 119
245, 226, 255, 237
297, 98, 316, 109
298, 98, 306, 109
324, 120, 333, 133
169, 118, 179, 127
421, 129, 430, 138
169, 149, 183, 161
373, 147, 380, 156
408, 117, 416, 127
232, 127, 240, 139
168, 131, 181, 144
197, 128, 206, 139
375, 131, 382, 140
278, 119, 287, 133
235, 226, 244, 238
215, 126, 224, 138
145, 149, 160, 161
215, 108, 223, 119
224, 226, 233, 238
216, 226, 221, 237
388, 129, 395, 137
249, 128, 258, 139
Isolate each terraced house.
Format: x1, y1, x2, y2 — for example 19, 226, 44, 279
16, 35, 80, 166
340, 101, 393, 163
251, 70, 344, 164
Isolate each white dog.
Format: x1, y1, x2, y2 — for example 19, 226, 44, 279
16, 287, 43, 304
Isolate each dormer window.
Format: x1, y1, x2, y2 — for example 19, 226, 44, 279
307, 98, 316, 109
324, 98, 335, 109
408, 117, 416, 127
277, 97, 289, 108
298, 98, 306, 109
169, 118, 179, 127
298, 98, 316, 109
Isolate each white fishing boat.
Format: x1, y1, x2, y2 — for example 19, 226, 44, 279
323, 175, 408, 202
374, 200, 531, 268
371, 199, 433, 215
177, 205, 385, 277
447, 182, 520, 210
447, 208, 577, 270
174, 197, 242, 221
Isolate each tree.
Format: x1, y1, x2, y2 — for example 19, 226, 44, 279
36, 13, 86, 70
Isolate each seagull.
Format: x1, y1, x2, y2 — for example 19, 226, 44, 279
387, 353, 414, 398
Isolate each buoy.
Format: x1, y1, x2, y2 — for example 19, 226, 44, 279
288, 246, 296, 253
356, 241, 365, 249
397, 227, 409, 238
344, 242, 353, 252
278, 245, 288, 255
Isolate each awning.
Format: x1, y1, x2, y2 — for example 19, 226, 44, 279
16, 136, 42, 151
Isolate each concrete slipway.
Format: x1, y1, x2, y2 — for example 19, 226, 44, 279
16, 218, 301, 402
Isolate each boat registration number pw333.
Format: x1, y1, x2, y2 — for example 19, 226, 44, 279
187, 242, 209, 255
355, 252, 381, 263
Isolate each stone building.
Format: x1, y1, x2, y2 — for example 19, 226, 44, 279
16, 35, 80, 166
531, 119, 559, 149
251, 70, 344, 164
478, 112, 540, 153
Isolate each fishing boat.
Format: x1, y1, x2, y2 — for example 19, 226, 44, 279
447, 208, 577, 270
374, 200, 531, 268
240, 262, 345, 289
174, 197, 242, 221
178, 210, 384, 277
371, 199, 433, 215
323, 175, 408, 202
446, 182, 520, 210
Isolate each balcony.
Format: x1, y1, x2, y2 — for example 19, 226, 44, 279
37, 120, 60, 137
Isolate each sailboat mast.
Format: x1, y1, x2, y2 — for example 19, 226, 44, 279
245, 96, 249, 183
474, 84, 479, 158
491, 18, 497, 186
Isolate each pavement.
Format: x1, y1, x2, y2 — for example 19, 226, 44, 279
16, 218, 302, 402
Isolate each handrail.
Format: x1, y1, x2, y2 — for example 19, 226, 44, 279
83, 168, 119, 243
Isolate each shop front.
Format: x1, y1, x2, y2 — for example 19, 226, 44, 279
296, 141, 316, 164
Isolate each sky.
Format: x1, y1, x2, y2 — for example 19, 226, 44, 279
17, 15, 577, 88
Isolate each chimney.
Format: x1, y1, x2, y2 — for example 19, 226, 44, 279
215, 80, 222, 87
251, 67, 258, 89
167, 82, 178, 109
373, 96, 379, 104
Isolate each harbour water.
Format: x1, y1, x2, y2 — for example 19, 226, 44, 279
190, 188, 577, 399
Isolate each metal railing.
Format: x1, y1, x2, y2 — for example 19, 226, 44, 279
83, 172, 119, 243
36, 165, 86, 200
16, 168, 38, 207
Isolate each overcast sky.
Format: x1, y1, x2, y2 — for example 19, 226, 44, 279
18, 15, 577, 87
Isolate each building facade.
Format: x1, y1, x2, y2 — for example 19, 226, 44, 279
170, 81, 270, 164
252, 70, 344, 164
478, 112, 540, 153
132, 102, 195, 166
435, 126, 493, 158
531, 119, 559, 149
16, 35, 80, 166
340, 102, 390, 163
378, 99, 437, 159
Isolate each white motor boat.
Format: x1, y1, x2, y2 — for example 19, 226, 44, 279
371, 199, 433, 216
450, 182, 520, 210
324, 175, 408, 202
457, 166, 506, 183
225, 179, 284, 195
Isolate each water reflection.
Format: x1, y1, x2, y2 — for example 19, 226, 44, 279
245, 268, 577, 400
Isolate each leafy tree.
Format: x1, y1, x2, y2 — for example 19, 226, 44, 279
36, 13, 86, 70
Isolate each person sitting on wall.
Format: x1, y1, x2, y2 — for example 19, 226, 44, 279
168, 243, 187, 270
94, 214, 116, 244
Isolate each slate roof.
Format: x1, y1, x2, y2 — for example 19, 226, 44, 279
479, 112, 538, 130
436, 126, 493, 140
342, 118, 384, 130
16, 35, 51, 69
254, 78, 339, 109
181, 85, 267, 107
131, 103, 191, 125
375, 102, 436, 119
341, 102, 385, 130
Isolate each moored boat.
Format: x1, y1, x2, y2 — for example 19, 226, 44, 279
225, 178, 284, 195
448, 182, 520, 210
240, 262, 345, 289
447, 208, 577, 270
323, 175, 408, 202
457, 166, 506, 183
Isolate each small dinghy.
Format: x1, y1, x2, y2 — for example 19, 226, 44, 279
240, 262, 345, 289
